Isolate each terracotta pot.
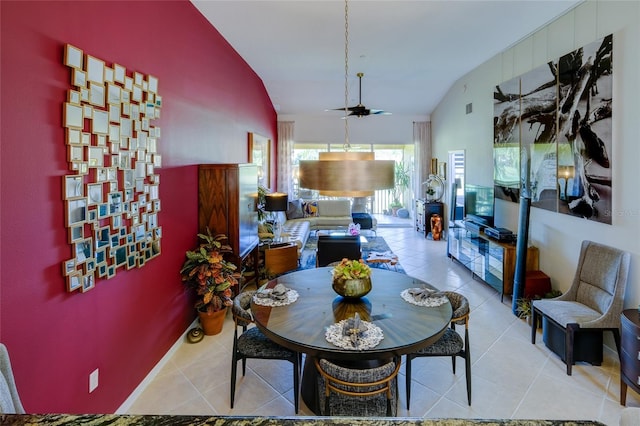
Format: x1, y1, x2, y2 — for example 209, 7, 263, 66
198, 308, 227, 335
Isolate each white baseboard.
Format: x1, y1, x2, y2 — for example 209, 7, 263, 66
115, 318, 198, 414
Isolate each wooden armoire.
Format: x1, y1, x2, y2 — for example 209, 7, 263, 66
198, 164, 259, 278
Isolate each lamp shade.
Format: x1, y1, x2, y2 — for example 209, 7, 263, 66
264, 193, 289, 212
299, 152, 395, 197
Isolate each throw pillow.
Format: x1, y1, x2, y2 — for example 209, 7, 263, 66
286, 199, 304, 220
302, 200, 319, 217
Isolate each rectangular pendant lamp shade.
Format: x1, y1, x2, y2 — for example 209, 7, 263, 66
299, 152, 395, 197
264, 192, 289, 212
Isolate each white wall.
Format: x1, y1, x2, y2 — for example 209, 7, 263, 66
278, 113, 427, 144
432, 0, 640, 307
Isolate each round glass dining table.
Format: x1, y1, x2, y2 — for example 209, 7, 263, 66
251, 267, 452, 413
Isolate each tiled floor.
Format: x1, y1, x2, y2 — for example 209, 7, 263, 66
126, 224, 639, 424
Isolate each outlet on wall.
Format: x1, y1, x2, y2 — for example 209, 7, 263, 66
89, 368, 99, 393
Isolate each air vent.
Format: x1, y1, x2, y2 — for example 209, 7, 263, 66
465, 103, 473, 114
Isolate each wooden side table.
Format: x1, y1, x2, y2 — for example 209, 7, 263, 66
263, 242, 298, 277
621, 309, 640, 405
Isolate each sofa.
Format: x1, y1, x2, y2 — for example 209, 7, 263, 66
259, 199, 377, 256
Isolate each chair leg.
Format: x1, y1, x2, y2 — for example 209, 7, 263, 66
452, 355, 457, 374
464, 352, 472, 405
230, 355, 238, 408
405, 355, 412, 410
566, 323, 579, 376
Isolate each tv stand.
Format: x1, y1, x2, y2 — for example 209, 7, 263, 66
447, 226, 538, 301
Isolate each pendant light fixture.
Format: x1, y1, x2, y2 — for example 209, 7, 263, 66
299, 0, 394, 197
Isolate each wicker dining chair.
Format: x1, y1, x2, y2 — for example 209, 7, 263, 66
231, 291, 300, 413
405, 291, 471, 409
315, 357, 400, 416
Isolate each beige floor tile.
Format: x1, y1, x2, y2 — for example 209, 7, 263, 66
125, 225, 631, 424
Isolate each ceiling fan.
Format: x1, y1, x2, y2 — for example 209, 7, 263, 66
329, 72, 391, 118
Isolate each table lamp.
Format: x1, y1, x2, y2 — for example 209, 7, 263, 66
264, 192, 288, 242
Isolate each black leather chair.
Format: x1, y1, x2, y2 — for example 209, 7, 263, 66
316, 235, 361, 267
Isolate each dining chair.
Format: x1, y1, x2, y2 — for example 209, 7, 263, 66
315, 357, 400, 416
0, 343, 25, 414
405, 291, 471, 409
231, 291, 300, 413
531, 240, 630, 375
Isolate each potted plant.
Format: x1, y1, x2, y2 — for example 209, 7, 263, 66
331, 259, 372, 299
180, 229, 239, 335
389, 161, 411, 215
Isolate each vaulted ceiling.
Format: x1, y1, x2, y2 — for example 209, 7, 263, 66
192, 1, 583, 118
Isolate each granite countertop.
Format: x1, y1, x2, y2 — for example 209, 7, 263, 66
0, 414, 606, 426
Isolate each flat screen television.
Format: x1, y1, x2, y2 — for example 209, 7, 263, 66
464, 184, 495, 227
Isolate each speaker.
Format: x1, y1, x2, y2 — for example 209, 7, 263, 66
512, 196, 531, 315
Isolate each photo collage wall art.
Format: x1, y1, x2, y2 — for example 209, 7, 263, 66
61, 44, 163, 292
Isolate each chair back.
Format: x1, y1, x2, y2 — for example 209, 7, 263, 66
444, 291, 470, 326
572, 241, 630, 316
315, 358, 399, 416
0, 343, 24, 414
232, 291, 255, 328
317, 235, 361, 267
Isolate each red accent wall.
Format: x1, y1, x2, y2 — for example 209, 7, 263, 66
0, 0, 276, 413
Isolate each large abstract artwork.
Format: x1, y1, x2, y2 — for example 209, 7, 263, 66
493, 34, 613, 224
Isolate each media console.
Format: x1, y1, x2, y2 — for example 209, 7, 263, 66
447, 225, 539, 301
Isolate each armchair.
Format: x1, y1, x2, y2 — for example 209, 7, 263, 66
531, 240, 631, 375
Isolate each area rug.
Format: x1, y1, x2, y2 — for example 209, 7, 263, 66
297, 234, 406, 274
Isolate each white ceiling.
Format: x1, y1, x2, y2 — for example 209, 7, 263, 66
191, 0, 582, 118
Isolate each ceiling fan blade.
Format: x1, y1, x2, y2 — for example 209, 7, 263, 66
370, 109, 392, 115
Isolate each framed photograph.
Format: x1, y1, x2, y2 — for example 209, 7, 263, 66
62, 258, 76, 276
108, 191, 123, 214
127, 254, 137, 270
95, 226, 110, 249
97, 203, 109, 219
72, 69, 86, 88
107, 83, 121, 105
88, 146, 104, 167
111, 213, 122, 229
109, 104, 120, 123
97, 263, 107, 278
87, 183, 103, 206
66, 128, 81, 145
92, 109, 109, 134
114, 63, 126, 83
64, 44, 83, 69
67, 272, 82, 292
108, 124, 120, 143
83, 106, 93, 120
87, 209, 97, 223
64, 102, 83, 129
66, 198, 87, 226
80, 87, 89, 102
81, 274, 95, 293
147, 75, 158, 93
95, 246, 107, 266
248, 132, 270, 187
106, 265, 116, 279
89, 82, 105, 107
134, 72, 143, 86
132, 85, 142, 102
68, 224, 84, 244
124, 76, 133, 91
68, 90, 81, 105
104, 67, 114, 83
74, 238, 93, 264
86, 55, 105, 84
64, 175, 84, 199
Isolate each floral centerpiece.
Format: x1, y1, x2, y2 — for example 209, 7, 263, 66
331, 258, 372, 299
180, 229, 239, 314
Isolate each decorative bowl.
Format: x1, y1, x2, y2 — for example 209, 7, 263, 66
332, 277, 372, 299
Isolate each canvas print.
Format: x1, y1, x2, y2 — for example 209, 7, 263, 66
493, 76, 521, 203
556, 35, 612, 223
